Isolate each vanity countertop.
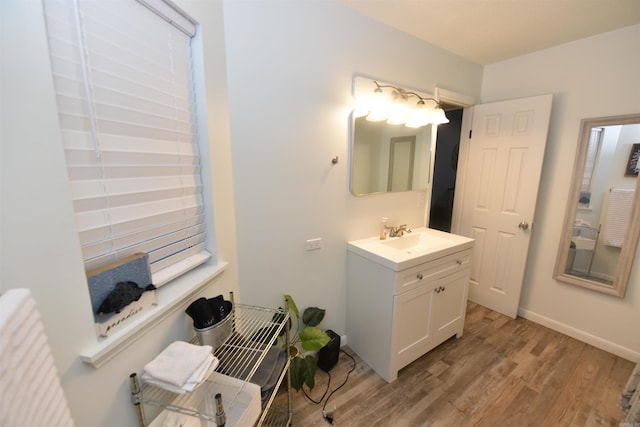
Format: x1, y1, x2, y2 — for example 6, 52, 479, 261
347, 227, 474, 271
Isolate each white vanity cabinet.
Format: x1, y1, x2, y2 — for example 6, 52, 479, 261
347, 229, 473, 383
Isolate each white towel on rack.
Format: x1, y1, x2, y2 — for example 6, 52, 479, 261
141, 341, 218, 394
0, 289, 75, 427
604, 189, 634, 247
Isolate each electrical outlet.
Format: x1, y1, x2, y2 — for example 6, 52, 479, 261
305, 238, 323, 251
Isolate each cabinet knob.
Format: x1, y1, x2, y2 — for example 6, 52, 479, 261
417, 274, 424, 280
456, 259, 463, 265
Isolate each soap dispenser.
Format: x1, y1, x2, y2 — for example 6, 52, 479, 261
380, 217, 388, 240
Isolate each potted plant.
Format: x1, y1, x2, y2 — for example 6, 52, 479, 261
283, 294, 330, 391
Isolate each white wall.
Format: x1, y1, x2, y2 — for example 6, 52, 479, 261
1, 1, 240, 426
481, 24, 640, 360
222, 1, 482, 335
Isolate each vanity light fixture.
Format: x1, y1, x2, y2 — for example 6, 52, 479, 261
364, 81, 449, 128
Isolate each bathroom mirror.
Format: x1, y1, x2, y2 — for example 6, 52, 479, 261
350, 116, 434, 195
554, 114, 640, 297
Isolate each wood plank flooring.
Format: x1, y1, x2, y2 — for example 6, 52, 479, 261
275, 302, 635, 426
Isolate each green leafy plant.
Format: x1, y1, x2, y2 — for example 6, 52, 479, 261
284, 294, 330, 392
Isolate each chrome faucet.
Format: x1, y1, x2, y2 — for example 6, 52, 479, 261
386, 224, 411, 238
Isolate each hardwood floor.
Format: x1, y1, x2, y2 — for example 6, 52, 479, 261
277, 302, 635, 426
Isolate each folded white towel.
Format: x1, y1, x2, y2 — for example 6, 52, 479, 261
141, 341, 218, 393
142, 355, 219, 394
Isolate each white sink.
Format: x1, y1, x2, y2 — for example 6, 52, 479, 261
380, 232, 453, 253
348, 227, 474, 271
574, 236, 596, 251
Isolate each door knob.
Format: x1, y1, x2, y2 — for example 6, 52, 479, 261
518, 221, 529, 230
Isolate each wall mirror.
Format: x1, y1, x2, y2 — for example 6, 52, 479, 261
350, 117, 433, 195
349, 77, 438, 196
554, 114, 640, 297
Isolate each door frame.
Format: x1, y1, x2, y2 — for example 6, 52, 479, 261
430, 87, 476, 231
450, 106, 474, 235
388, 135, 416, 192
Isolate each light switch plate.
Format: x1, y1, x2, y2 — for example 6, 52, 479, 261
305, 238, 323, 250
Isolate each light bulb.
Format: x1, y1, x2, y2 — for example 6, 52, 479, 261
430, 107, 450, 124
386, 92, 409, 125
405, 100, 430, 128
365, 88, 390, 121
352, 97, 369, 118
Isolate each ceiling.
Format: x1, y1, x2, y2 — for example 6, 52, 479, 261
337, 0, 640, 65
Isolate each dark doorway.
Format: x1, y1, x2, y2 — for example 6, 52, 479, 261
429, 108, 463, 232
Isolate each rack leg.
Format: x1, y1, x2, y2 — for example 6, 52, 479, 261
285, 298, 292, 426
130, 373, 148, 427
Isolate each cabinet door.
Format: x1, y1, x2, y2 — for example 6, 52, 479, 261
432, 269, 469, 343
392, 284, 434, 370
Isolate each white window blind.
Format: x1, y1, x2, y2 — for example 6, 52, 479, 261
44, 0, 210, 286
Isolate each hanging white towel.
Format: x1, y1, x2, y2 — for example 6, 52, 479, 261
141, 341, 218, 394
0, 289, 75, 427
604, 189, 634, 247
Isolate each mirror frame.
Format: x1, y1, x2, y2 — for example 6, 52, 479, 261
554, 114, 640, 297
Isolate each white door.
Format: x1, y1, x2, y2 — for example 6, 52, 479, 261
455, 95, 553, 318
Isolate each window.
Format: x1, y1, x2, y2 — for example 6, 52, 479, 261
44, 0, 211, 286
580, 127, 603, 206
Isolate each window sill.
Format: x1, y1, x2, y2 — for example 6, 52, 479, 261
79, 261, 228, 368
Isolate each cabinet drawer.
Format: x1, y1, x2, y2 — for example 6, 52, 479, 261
395, 249, 472, 295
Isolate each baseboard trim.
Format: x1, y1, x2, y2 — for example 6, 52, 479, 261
518, 308, 639, 362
